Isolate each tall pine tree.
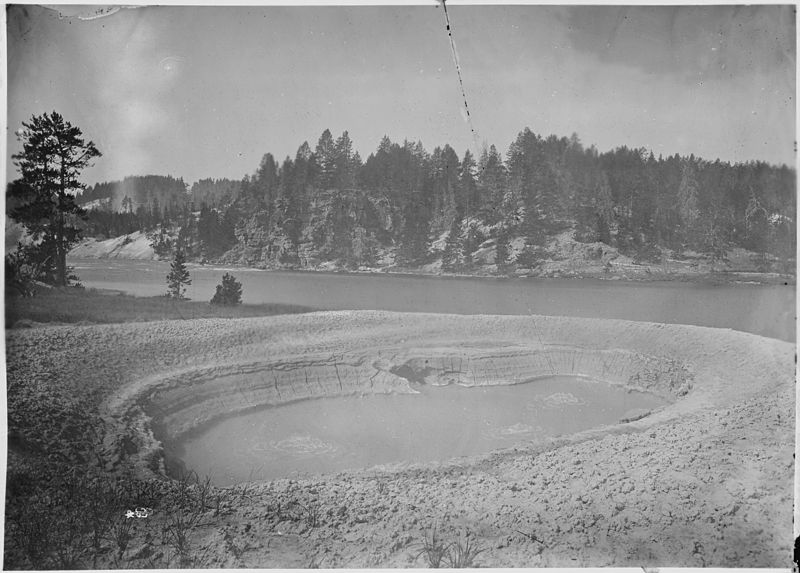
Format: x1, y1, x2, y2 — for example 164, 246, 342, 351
9, 111, 101, 286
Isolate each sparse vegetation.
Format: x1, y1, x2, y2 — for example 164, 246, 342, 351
3, 459, 236, 570
447, 529, 485, 568
107, 514, 135, 561
414, 525, 485, 568
161, 507, 204, 567
414, 525, 451, 568
5, 466, 164, 569
5, 286, 313, 327
290, 500, 324, 529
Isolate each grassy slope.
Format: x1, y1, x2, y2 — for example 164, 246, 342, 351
5, 287, 315, 327
3, 288, 317, 568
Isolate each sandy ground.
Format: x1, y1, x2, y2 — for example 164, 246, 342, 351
5, 311, 795, 567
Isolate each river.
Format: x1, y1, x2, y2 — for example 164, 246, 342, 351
68, 258, 795, 341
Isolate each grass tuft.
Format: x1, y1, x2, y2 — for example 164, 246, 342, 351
290, 500, 324, 529
414, 525, 450, 568
446, 529, 485, 568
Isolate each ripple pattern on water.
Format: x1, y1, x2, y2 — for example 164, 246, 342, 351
178, 377, 670, 485
528, 392, 587, 410
484, 422, 544, 440
252, 434, 338, 457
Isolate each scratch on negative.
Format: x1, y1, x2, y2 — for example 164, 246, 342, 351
438, 0, 480, 151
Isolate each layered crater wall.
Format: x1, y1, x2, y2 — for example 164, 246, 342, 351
145, 345, 690, 445
96, 311, 791, 479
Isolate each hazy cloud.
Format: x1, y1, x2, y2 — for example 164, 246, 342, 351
6, 5, 796, 186
563, 5, 795, 83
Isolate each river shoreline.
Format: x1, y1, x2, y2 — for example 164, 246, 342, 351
71, 254, 794, 286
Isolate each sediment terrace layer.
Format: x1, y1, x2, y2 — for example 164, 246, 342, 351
146, 346, 690, 448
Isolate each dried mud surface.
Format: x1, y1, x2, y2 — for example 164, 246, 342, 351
5, 311, 794, 567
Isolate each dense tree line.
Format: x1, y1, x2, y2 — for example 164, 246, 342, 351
189, 178, 242, 208
77, 127, 796, 273
77, 175, 189, 213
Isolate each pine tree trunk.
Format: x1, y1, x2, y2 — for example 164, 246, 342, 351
57, 170, 67, 286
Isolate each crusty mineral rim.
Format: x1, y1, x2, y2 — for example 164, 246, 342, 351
98, 311, 794, 481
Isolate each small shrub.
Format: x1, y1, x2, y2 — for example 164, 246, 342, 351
514, 245, 548, 269
107, 516, 135, 560
5, 248, 38, 297
414, 526, 450, 568
172, 468, 199, 509
446, 529, 485, 568
494, 232, 510, 272
290, 500, 324, 528
632, 241, 662, 264
750, 251, 771, 272
161, 508, 203, 567
234, 481, 254, 502
210, 273, 243, 306
196, 474, 215, 513
12, 502, 54, 568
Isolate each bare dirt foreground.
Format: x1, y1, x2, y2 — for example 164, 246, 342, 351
5, 311, 794, 568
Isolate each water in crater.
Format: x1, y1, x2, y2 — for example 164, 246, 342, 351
173, 375, 669, 486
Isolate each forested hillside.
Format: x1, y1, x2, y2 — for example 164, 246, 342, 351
77, 127, 796, 275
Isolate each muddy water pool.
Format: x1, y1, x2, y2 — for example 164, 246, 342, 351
172, 376, 669, 486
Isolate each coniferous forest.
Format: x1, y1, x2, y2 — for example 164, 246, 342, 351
76, 127, 796, 275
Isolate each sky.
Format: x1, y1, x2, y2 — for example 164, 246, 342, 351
5, 3, 797, 187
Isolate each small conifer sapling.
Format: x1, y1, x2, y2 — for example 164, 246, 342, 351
210, 273, 242, 305
166, 250, 191, 299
